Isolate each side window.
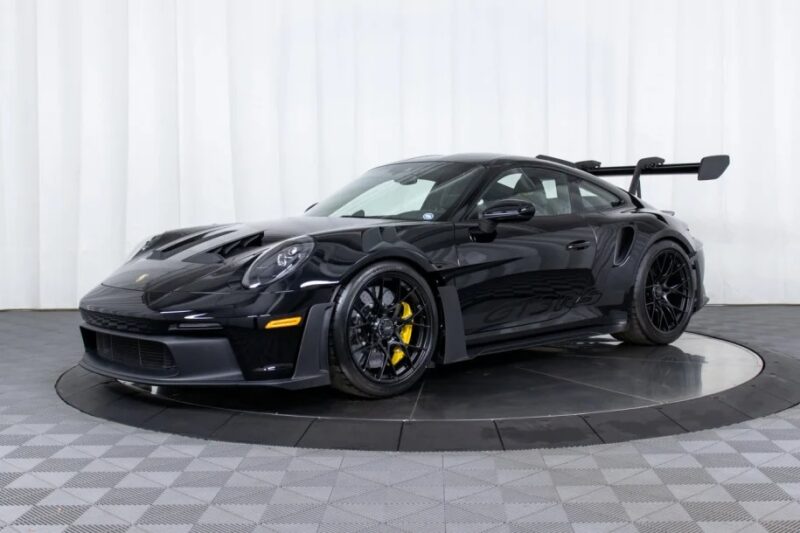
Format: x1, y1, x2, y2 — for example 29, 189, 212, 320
523, 168, 572, 216
473, 167, 572, 218
575, 179, 622, 212
473, 168, 528, 217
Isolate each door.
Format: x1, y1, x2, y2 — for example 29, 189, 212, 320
452, 166, 599, 342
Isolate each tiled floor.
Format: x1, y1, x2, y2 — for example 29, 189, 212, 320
2, 306, 800, 532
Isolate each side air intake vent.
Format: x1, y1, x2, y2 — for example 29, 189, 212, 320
614, 226, 635, 267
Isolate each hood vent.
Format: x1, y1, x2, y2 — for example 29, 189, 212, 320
210, 232, 265, 258
150, 228, 236, 260
182, 232, 267, 265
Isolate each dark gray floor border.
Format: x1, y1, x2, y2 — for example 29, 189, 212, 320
55, 329, 800, 452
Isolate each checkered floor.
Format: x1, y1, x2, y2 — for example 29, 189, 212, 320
2, 306, 800, 532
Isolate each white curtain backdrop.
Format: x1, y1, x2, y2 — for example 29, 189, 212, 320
1, 0, 799, 309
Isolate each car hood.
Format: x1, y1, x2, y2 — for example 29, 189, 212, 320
101, 216, 399, 294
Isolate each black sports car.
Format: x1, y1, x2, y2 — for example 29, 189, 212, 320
78, 153, 729, 397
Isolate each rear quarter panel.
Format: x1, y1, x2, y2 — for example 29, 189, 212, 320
583, 207, 701, 315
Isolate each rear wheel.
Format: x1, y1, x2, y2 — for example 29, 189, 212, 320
614, 241, 695, 345
329, 261, 439, 398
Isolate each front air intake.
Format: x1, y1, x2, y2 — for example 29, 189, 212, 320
83, 329, 176, 371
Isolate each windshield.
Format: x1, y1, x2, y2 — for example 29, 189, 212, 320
306, 162, 483, 221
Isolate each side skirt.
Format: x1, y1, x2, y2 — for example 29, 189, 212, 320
465, 322, 628, 359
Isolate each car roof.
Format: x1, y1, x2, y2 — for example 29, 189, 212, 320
396, 153, 539, 165
392, 153, 632, 200
394, 152, 597, 178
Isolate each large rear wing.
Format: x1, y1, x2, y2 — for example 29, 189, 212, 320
537, 155, 730, 197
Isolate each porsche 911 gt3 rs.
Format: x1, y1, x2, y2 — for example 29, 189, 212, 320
78, 153, 729, 397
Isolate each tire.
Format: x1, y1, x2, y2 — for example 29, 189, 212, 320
614, 240, 696, 345
329, 261, 439, 398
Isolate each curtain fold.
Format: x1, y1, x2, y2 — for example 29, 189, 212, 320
1, 0, 798, 308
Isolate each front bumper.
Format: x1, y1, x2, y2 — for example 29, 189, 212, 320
78, 287, 334, 389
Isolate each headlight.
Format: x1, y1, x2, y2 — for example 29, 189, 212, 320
242, 237, 315, 289
127, 234, 161, 261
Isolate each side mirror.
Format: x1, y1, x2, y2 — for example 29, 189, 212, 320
480, 199, 535, 223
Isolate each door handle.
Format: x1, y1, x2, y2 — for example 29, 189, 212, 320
566, 240, 591, 251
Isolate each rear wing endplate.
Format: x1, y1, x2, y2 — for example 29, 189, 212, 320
537, 154, 729, 197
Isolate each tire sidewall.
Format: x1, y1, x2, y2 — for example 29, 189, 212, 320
632, 241, 696, 344
331, 261, 439, 397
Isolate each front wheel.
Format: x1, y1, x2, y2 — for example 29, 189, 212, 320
329, 261, 439, 398
614, 241, 696, 345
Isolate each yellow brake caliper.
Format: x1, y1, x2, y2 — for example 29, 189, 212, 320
390, 301, 413, 366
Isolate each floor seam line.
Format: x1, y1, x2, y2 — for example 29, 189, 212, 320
493, 419, 506, 450
516, 366, 660, 404
581, 414, 607, 444
396, 421, 404, 451
656, 406, 691, 433
408, 380, 425, 421
293, 417, 316, 446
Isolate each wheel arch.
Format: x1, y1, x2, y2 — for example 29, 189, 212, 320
332, 252, 467, 367
654, 234, 694, 257
338, 251, 444, 288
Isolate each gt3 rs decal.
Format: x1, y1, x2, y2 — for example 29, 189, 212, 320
482, 286, 602, 327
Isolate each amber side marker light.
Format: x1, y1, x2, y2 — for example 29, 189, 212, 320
265, 316, 303, 329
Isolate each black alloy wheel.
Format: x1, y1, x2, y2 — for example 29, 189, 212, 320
614, 240, 695, 345
330, 261, 439, 397
644, 248, 693, 333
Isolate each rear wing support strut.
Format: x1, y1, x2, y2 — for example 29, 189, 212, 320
627, 157, 664, 197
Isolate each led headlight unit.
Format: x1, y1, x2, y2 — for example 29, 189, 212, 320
242, 237, 315, 289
